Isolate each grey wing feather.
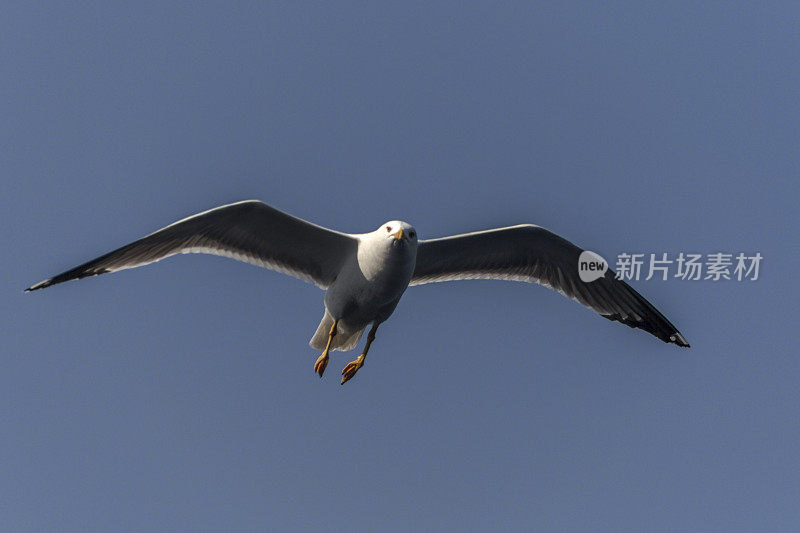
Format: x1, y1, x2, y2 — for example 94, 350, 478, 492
26, 200, 356, 291
411, 225, 689, 347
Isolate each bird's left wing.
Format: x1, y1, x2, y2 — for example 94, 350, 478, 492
411, 225, 689, 347
26, 200, 357, 291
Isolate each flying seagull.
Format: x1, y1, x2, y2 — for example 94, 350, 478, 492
26, 200, 689, 383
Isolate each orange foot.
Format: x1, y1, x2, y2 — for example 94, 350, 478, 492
340, 355, 365, 385
314, 353, 329, 378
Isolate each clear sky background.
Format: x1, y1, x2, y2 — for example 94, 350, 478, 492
2, 2, 798, 531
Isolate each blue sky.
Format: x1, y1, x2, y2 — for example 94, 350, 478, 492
2, 2, 798, 531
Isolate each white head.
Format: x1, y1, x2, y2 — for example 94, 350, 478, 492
378, 220, 418, 249
356, 220, 418, 279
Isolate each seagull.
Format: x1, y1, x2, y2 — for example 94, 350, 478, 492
26, 200, 690, 383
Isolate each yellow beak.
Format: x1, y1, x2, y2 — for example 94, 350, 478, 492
391, 228, 404, 241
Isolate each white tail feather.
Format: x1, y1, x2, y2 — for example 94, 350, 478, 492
309, 310, 366, 352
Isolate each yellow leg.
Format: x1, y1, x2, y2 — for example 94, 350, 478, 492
314, 319, 338, 378
341, 323, 378, 385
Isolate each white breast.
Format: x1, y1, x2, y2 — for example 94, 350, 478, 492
323, 231, 416, 323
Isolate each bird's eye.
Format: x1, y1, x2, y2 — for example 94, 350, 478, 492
409, 230, 416, 238
386, 226, 391, 232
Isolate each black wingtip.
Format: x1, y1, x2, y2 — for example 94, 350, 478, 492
661, 330, 691, 348
25, 279, 52, 292
669, 332, 691, 348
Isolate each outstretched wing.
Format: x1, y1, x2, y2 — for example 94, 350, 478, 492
26, 200, 357, 291
412, 225, 689, 347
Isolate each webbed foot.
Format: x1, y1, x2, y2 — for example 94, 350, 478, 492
341, 355, 365, 384
314, 353, 329, 378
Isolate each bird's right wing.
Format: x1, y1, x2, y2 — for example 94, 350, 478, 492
26, 200, 357, 291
